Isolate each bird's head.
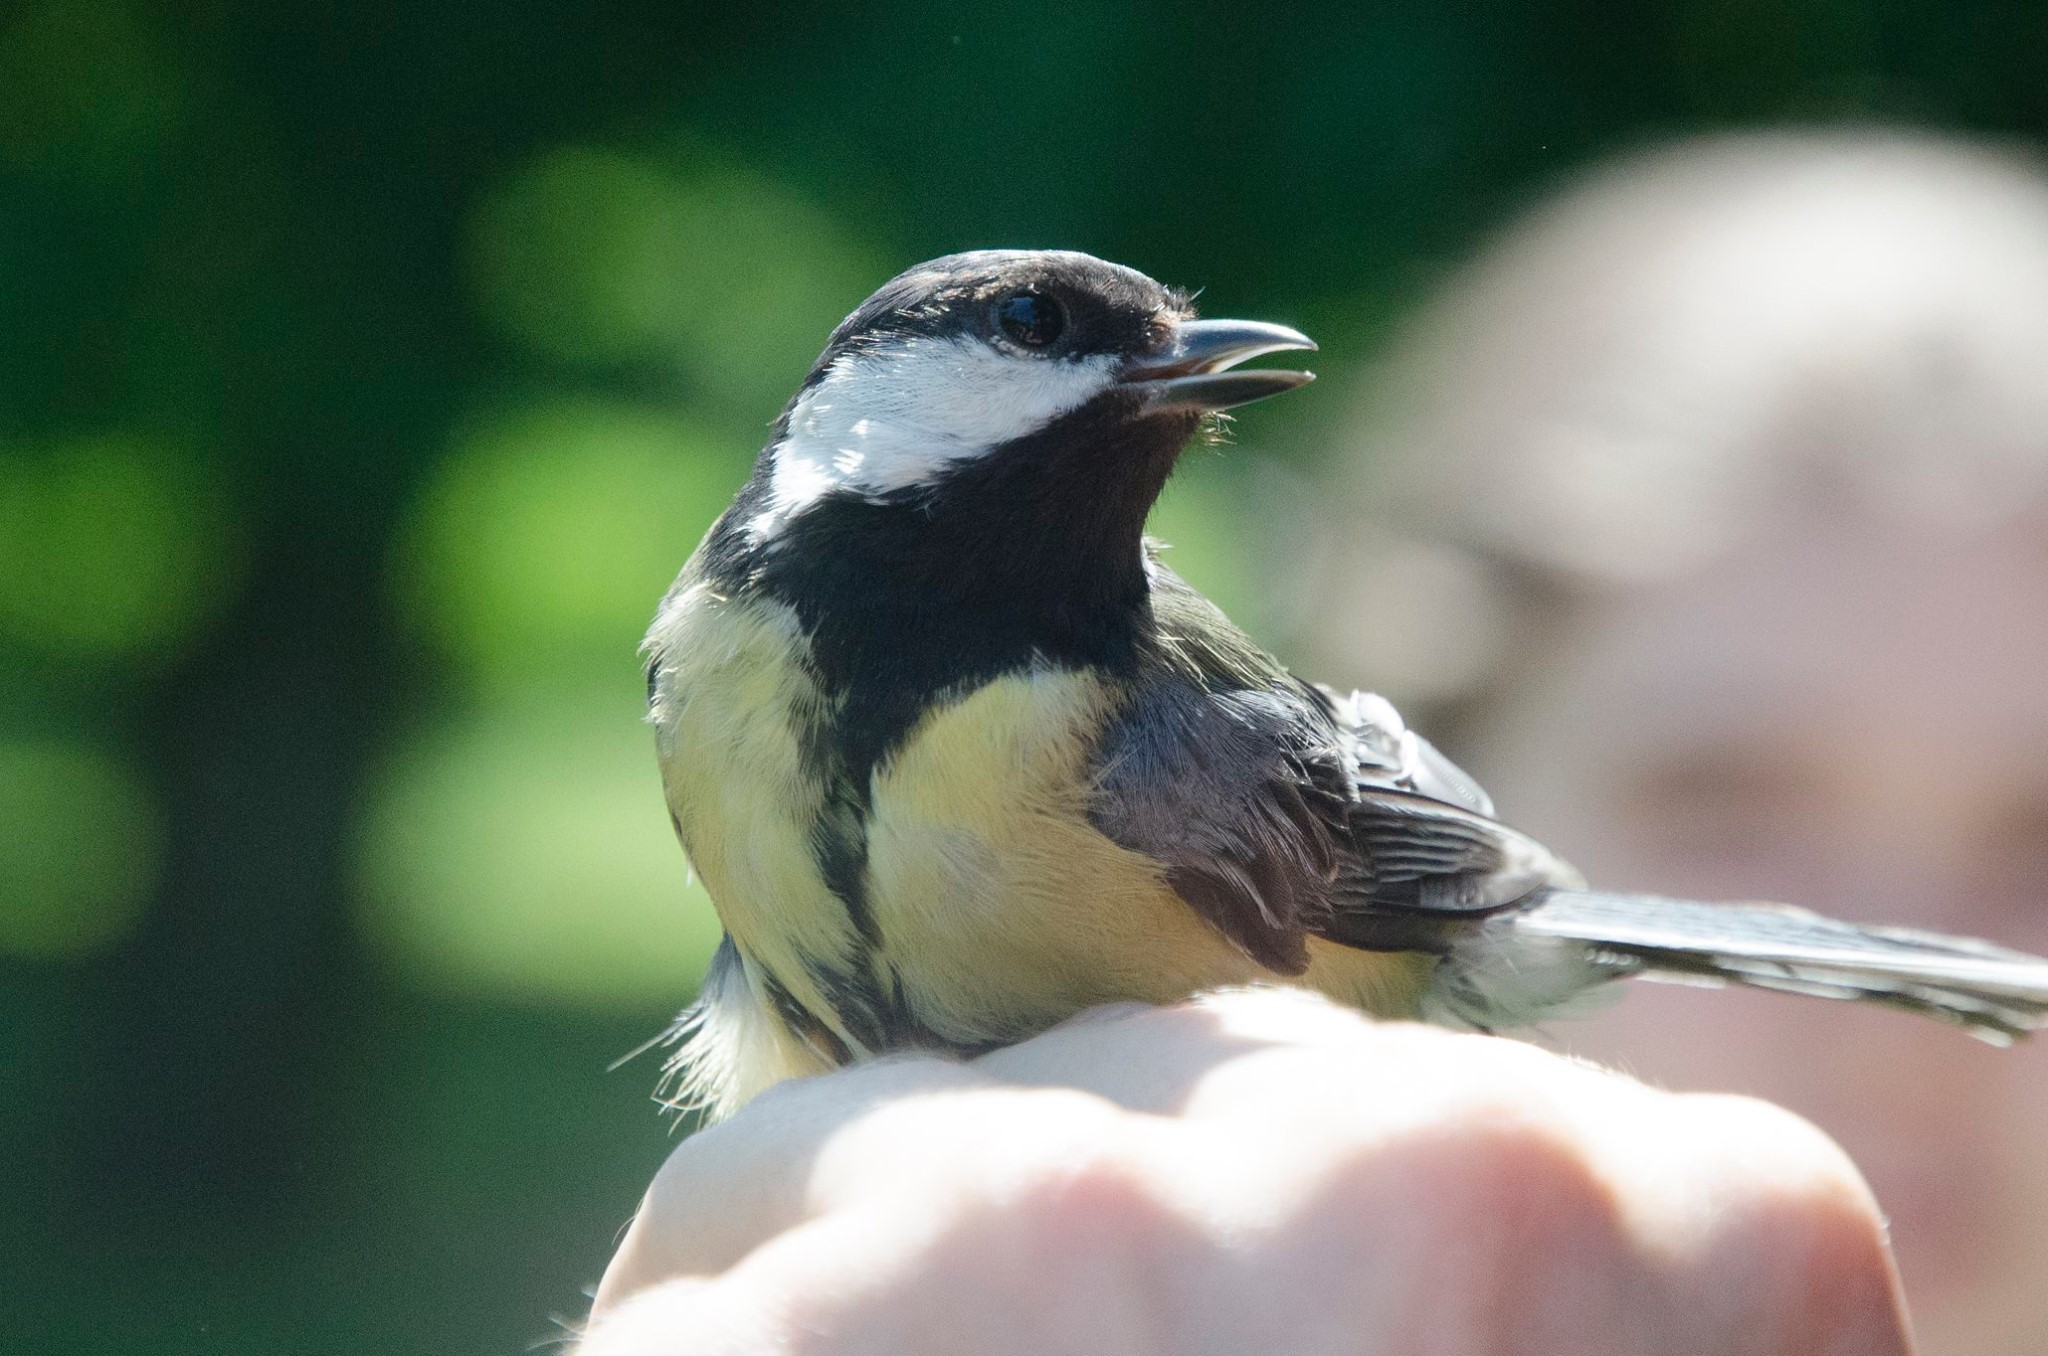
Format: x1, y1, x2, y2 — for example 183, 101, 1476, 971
739, 250, 1315, 559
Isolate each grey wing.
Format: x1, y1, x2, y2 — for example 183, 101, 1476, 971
1090, 678, 1353, 973
1089, 672, 1582, 970
1318, 687, 1582, 928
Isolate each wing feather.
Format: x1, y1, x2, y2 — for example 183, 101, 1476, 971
1091, 562, 1578, 967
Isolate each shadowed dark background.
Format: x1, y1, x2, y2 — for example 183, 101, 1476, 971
5, 2, 2046, 1351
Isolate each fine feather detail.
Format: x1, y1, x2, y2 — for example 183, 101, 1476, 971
655, 938, 837, 1122
1499, 889, 2048, 1044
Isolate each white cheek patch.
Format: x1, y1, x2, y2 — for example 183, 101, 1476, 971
750, 337, 1119, 540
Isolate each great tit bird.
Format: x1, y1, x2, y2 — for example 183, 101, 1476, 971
644, 248, 2048, 1120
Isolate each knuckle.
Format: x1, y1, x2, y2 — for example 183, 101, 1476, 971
1678, 1092, 1878, 1214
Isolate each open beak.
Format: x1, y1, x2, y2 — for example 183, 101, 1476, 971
1122, 318, 1317, 413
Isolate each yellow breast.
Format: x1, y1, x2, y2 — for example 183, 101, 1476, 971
864, 666, 1266, 1045
647, 580, 864, 1061
647, 577, 1434, 1111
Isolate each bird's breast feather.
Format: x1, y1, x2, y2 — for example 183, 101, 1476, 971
644, 581, 864, 1044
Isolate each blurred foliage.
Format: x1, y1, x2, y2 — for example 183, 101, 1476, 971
469, 143, 884, 408
0, 0, 191, 182
2, 0, 2044, 1352
360, 697, 724, 1008
0, 433, 236, 661
396, 396, 745, 687
0, 738, 159, 958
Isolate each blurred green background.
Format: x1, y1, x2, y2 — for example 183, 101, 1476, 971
3, 2, 2043, 1350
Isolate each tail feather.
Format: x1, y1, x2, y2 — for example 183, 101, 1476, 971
1511, 889, 2048, 1045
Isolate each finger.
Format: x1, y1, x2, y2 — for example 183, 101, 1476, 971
591, 1054, 991, 1317
1605, 1093, 1913, 1356
589, 1083, 1910, 1356
984, 990, 1911, 1353
593, 1081, 1178, 1352
972, 985, 1393, 1113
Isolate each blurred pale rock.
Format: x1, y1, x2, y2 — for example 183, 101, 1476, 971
1312, 131, 2048, 701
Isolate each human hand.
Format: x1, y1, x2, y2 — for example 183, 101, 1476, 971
581, 988, 1911, 1355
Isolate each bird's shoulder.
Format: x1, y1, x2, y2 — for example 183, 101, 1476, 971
1092, 560, 1578, 969
1086, 562, 1342, 970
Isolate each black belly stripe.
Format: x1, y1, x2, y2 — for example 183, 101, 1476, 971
759, 968, 854, 1066
786, 678, 934, 1052
798, 718, 879, 946
802, 953, 923, 1055
693, 415, 1177, 1058
773, 621, 885, 956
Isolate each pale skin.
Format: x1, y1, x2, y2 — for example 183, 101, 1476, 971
1467, 522, 2048, 1353
581, 989, 1912, 1355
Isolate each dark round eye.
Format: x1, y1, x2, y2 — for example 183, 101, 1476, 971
995, 290, 1066, 348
